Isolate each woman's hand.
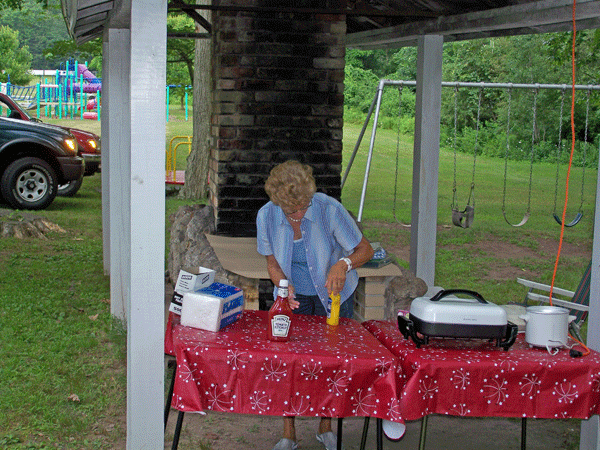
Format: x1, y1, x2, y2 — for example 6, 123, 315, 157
287, 285, 300, 309
325, 261, 348, 295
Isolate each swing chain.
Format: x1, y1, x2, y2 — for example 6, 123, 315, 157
468, 85, 483, 209
501, 87, 512, 216
525, 87, 539, 215
579, 89, 590, 212
553, 87, 566, 214
392, 83, 404, 224
451, 85, 459, 210
502, 85, 537, 227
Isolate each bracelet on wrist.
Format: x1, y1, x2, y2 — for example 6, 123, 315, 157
339, 257, 352, 272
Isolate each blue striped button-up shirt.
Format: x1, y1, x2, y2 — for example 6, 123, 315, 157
256, 192, 363, 308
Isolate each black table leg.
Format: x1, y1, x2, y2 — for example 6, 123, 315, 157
164, 359, 176, 430
419, 415, 428, 450
359, 417, 370, 450
376, 418, 383, 450
337, 417, 343, 450
171, 411, 185, 450
521, 418, 527, 450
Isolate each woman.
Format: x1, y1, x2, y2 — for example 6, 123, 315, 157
256, 160, 374, 450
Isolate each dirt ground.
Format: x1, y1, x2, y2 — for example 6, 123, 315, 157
163, 410, 581, 449
161, 225, 591, 450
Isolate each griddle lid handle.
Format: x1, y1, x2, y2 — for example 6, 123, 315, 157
430, 289, 488, 304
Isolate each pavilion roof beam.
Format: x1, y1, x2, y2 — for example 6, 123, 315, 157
346, 0, 600, 48
166, 2, 440, 19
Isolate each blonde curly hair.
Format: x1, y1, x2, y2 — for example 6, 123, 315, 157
264, 160, 316, 211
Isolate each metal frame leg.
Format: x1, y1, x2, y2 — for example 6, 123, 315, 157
164, 358, 176, 430
337, 418, 343, 450
419, 415, 428, 450
376, 418, 383, 450
359, 417, 370, 450
521, 418, 527, 450
171, 411, 185, 450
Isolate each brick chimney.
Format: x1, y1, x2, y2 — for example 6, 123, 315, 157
209, 0, 346, 236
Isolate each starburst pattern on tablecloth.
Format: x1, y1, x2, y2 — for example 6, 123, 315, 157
553, 380, 579, 404
284, 393, 311, 416
227, 349, 249, 370
375, 357, 393, 377
495, 358, 518, 373
387, 397, 402, 421
249, 390, 271, 413
450, 403, 471, 416
300, 359, 323, 381
262, 356, 288, 381
173, 395, 186, 410
418, 376, 438, 400
328, 370, 350, 396
336, 352, 358, 363
589, 372, 600, 393
482, 377, 508, 405
177, 360, 198, 384
187, 343, 210, 356
205, 383, 233, 411
519, 374, 541, 398
450, 368, 470, 390
352, 387, 377, 415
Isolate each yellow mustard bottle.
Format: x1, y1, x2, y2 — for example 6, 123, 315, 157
326, 293, 340, 326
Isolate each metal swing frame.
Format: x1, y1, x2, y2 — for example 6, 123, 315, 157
342, 80, 600, 225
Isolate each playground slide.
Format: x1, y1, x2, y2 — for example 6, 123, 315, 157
69, 64, 102, 93
78, 64, 101, 84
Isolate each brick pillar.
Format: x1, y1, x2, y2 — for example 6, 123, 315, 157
209, 0, 346, 236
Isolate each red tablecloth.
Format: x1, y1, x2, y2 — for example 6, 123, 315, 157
169, 311, 401, 422
363, 320, 600, 421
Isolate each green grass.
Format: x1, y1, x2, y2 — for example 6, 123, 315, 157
0, 107, 594, 447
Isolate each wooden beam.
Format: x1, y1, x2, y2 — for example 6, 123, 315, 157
347, 0, 600, 48
170, 0, 212, 33
167, 32, 210, 39
166, 2, 439, 18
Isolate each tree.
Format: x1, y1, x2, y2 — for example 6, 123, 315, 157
0, 0, 69, 69
180, 0, 211, 200
0, 25, 33, 84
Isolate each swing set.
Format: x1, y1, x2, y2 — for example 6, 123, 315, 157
343, 79, 600, 228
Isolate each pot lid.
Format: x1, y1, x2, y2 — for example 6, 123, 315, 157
526, 305, 569, 315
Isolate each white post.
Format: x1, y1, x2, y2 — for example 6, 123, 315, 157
103, 28, 131, 320
126, 0, 167, 447
409, 35, 443, 288
579, 147, 600, 449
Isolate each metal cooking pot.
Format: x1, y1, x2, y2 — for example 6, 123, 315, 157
519, 306, 575, 354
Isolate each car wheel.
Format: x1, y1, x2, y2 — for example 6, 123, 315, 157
0, 157, 58, 210
57, 173, 84, 197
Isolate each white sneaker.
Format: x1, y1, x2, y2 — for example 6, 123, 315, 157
316, 431, 344, 450
272, 438, 298, 450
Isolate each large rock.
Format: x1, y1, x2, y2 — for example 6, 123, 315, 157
167, 204, 259, 306
384, 269, 428, 320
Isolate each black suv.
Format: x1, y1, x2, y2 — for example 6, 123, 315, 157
0, 117, 84, 210
0, 92, 101, 197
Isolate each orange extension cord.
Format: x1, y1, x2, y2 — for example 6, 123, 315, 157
548, 0, 591, 356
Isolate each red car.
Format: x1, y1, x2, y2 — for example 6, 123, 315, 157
0, 92, 100, 196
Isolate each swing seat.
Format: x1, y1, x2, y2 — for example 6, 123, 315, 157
452, 205, 474, 228
553, 212, 583, 227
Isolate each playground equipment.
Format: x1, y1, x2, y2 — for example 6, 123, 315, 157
1, 60, 102, 121
166, 136, 192, 185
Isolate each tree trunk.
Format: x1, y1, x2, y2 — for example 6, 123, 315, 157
180, 0, 212, 200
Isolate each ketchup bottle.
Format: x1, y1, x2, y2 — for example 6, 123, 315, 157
268, 279, 293, 341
